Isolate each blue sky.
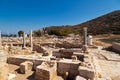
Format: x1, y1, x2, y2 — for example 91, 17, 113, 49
0, 0, 120, 34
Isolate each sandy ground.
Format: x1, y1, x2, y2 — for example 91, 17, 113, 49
98, 60, 120, 80
92, 47, 120, 80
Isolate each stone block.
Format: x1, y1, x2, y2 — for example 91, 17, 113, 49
75, 76, 87, 80
20, 61, 33, 74
20, 62, 27, 74
78, 66, 95, 80
57, 67, 70, 75
70, 63, 80, 70
57, 62, 70, 69
69, 69, 79, 79
52, 52, 61, 58
35, 62, 57, 80
112, 42, 120, 53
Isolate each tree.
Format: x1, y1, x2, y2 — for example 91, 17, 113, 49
33, 30, 41, 37
18, 30, 24, 37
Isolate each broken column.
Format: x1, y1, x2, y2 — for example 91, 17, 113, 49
83, 27, 87, 46
30, 30, 33, 51
82, 27, 87, 52
88, 35, 93, 45
23, 32, 26, 48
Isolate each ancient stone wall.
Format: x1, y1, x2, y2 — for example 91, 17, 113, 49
57, 60, 80, 80
7, 57, 28, 65
7, 56, 46, 69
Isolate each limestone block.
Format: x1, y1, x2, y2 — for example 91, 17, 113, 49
112, 42, 120, 53
35, 62, 57, 80
75, 76, 87, 80
78, 66, 95, 80
57, 62, 70, 69
20, 61, 33, 74
69, 69, 79, 79
20, 62, 27, 74
57, 67, 70, 75
70, 63, 80, 70
26, 61, 33, 70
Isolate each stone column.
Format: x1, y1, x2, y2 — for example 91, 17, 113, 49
30, 30, 33, 51
0, 31, 1, 47
82, 27, 87, 52
83, 27, 87, 46
23, 32, 26, 48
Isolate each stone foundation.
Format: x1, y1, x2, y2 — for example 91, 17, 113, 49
78, 66, 95, 80
20, 61, 33, 74
35, 62, 57, 80
57, 59, 81, 80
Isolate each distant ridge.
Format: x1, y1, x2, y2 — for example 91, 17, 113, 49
74, 10, 120, 35
44, 10, 120, 35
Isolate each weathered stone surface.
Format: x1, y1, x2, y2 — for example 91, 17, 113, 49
73, 52, 84, 61
52, 51, 61, 58
112, 42, 120, 53
8, 73, 16, 80
35, 62, 57, 80
20, 62, 27, 74
33, 44, 46, 53
7, 57, 27, 65
78, 66, 95, 80
20, 61, 33, 74
57, 59, 80, 79
75, 75, 87, 80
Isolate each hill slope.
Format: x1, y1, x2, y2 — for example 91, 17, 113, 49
44, 10, 120, 35
74, 10, 120, 35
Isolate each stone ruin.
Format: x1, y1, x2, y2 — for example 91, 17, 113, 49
7, 46, 100, 80
0, 50, 9, 80
35, 62, 57, 80
1, 28, 119, 80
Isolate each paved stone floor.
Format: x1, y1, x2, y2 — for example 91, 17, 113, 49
92, 47, 120, 80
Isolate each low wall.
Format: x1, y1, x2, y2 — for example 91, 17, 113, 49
7, 56, 81, 80
7, 56, 44, 69
57, 60, 81, 80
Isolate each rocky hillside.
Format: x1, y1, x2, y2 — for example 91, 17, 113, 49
74, 10, 120, 35
43, 10, 120, 36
